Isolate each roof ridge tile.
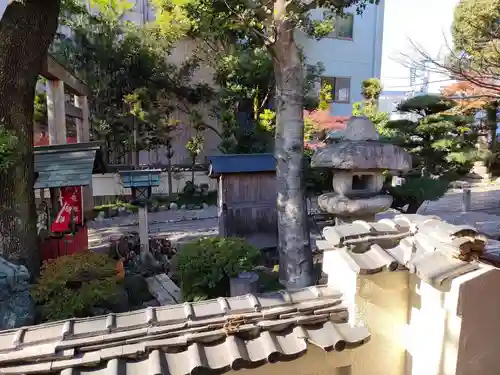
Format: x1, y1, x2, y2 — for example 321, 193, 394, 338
322, 214, 485, 287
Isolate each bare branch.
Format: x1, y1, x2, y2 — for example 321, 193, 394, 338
394, 36, 500, 94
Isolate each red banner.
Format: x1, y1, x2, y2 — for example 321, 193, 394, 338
50, 186, 83, 233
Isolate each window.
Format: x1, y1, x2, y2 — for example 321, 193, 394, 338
327, 13, 354, 39
322, 77, 351, 103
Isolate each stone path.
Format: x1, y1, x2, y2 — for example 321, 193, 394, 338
418, 183, 500, 215
88, 207, 218, 250
89, 183, 500, 250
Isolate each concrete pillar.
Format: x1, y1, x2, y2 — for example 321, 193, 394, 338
74, 95, 90, 142
46, 80, 66, 145
461, 188, 471, 212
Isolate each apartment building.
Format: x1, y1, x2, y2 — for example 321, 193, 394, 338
125, 1, 385, 120
298, 2, 385, 116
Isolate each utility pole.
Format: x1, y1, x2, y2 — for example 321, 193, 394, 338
409, 64, 417, 96
420, 59, 430, 94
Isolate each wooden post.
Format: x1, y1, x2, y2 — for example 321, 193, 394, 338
74, 95, 90, 142
74, 95, 93, 219
46, 79, 66, 144
138, 206, 150, 254
462, 187, 471, 212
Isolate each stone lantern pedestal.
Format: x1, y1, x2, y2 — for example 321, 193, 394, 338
311, 116, 412, 223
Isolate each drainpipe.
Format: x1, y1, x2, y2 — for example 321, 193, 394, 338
371, 0, 384, 78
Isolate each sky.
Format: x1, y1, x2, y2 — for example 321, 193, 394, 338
0, 0, 7, 21
381, 0, 461, 93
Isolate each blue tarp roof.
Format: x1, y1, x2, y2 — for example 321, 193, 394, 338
208, 154, 275, 177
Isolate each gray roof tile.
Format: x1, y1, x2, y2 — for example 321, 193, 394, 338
0, 286, 369, 375
321, 214, 486, 286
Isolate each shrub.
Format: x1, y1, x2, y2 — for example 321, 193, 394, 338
31, 252, 121, 321
173, 237, 261, 301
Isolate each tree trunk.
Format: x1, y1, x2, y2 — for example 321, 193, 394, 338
487, 103, 498, 151
0, 0, 61, 276
269, 14, 312, 289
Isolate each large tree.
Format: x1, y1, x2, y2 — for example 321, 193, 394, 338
157, 0, 378, 288
52, 2, 213, 165
384, 95, 478, 213
0, 0, 61, 275
352, 78, 389, 134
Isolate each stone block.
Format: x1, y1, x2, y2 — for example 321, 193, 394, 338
0, 256, 35, 330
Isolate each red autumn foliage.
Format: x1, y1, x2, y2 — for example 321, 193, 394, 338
304, 109, 348, 131
303, 109, 348, 149
442, 81, 497, 114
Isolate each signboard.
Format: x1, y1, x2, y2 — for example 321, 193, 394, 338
50, 186, 83, 233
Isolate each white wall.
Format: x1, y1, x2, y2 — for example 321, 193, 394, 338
91, 171, 218, 197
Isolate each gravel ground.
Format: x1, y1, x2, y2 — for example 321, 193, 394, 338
89, 183, 500, 252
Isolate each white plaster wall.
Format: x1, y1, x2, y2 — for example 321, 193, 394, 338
323, 245, 500, 375
91, 171, 217, 196
323, 249, 410, 375
34, 171, 217, 199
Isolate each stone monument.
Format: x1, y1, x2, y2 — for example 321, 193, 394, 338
311, 116, 412, 224
0, 256, 35, 329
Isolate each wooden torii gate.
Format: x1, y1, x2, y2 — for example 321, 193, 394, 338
34, 54, 105, 259
41, 54, 91, 145
39, 54, 93, 217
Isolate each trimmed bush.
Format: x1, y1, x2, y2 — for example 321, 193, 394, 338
31, 252, 121, 321
173, 237, 260, 301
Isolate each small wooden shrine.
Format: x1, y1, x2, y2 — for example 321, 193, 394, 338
208, 154, 277, 250
35, 142, 107, 260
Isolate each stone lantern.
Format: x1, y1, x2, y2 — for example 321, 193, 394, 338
311, 116, 412, 224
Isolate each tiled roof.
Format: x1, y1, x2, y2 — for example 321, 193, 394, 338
320, 214, 487, 286
0, 286, 369, 375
